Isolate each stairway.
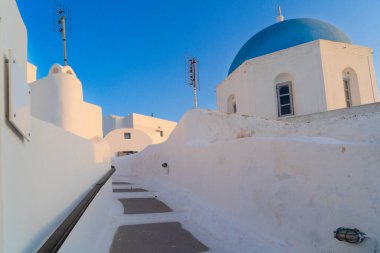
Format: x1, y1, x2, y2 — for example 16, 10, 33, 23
109, 179, 209, 253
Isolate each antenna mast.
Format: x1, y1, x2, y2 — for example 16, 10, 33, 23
58, 10, 68, 66
186, 57, 200, 108
54, 1, 71, 66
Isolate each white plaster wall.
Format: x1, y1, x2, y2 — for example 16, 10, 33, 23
59, 179, 113, 253
29, 72, 103, 139
120, 115, 133, 128
103, 113, 177, 144
0, 0, 28, 250
103, 115, 134, 136
320, 40, 379, 109
216, 63, 249, 115
114, 109, 380, 253
0, 2, 111, 252
27, 62, 37, 83
217, 41, 327, 119
131, 113, 177, 144
1, 117, 110, 253
82, 102, 103, 139
103, 115, 116, 136
104, 128, 153, 155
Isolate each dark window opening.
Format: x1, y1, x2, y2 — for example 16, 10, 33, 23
124, 133, 131, 139
343, 79, 352, 107
276, 82, 294, 117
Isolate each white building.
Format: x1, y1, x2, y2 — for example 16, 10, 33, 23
104, 113, 177, 156
29, 64, 103, 140
217, 17, 379, 118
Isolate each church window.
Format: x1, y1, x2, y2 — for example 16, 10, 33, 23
276, 82, 294, 117
343, 78, 352, 107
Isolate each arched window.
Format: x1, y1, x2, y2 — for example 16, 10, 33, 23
342, 77, 352, 107
227, 94, 237, 114
274, 73, 294, 117
342, 68, 360, 107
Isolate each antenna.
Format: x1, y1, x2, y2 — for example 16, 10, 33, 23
185, 57, 200, 109
53, 1, 72, 66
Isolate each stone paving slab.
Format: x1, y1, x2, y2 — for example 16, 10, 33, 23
110, 222, 209, 253
118, 198, 173, 214
113, 188, 148, 193
112, 182, 132, 185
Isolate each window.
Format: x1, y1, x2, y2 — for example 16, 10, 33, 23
342, 68, 360, 107
124, 132, 131, 139
343, 78, 352, 107
155, 130, 163, 137
276, 82, 294, 117
227, 94, 237, 114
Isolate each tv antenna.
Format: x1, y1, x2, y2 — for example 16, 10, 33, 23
53, 1, 71, 66
185, 57, 200, 108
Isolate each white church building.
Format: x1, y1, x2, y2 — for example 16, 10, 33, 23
217, 16, 379, 118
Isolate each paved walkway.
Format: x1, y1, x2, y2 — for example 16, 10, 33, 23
107, 178, 209, 253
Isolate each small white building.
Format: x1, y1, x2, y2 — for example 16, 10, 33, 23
29, 64, 103, 140
104, 113, 177, 156
217, 17, 379, 119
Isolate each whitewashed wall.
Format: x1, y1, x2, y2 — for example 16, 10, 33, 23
0, 1, 111, 252
0, 0, 28, 250
103, 113, 177, 144
58, 180, 114, 253
27, 62, 37, 83
29, 66, 103, 140
115, 109, 380, 253
131, 113, 177, 144
105, 128, 153, 154
320, 40, 379, 109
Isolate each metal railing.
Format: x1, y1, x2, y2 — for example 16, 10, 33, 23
37, 166, 115, 253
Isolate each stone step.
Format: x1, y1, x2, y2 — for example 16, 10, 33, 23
113, 188, 148, 193
112, 182, 133, 185
110, 222, 209, 253
118, 198, 173, 214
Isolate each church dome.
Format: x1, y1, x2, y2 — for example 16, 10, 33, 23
228, 18, 351, 75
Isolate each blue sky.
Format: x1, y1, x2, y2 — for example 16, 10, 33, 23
16, 0, 380, 122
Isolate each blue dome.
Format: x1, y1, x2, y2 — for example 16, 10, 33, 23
228, 18, 351, 75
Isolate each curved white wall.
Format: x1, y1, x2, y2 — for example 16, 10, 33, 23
114, 109, 380, 253
29, 65, 103, 139
105, 128, 153, 155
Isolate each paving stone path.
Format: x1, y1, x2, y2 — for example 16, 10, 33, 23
109, 180, 209, 253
